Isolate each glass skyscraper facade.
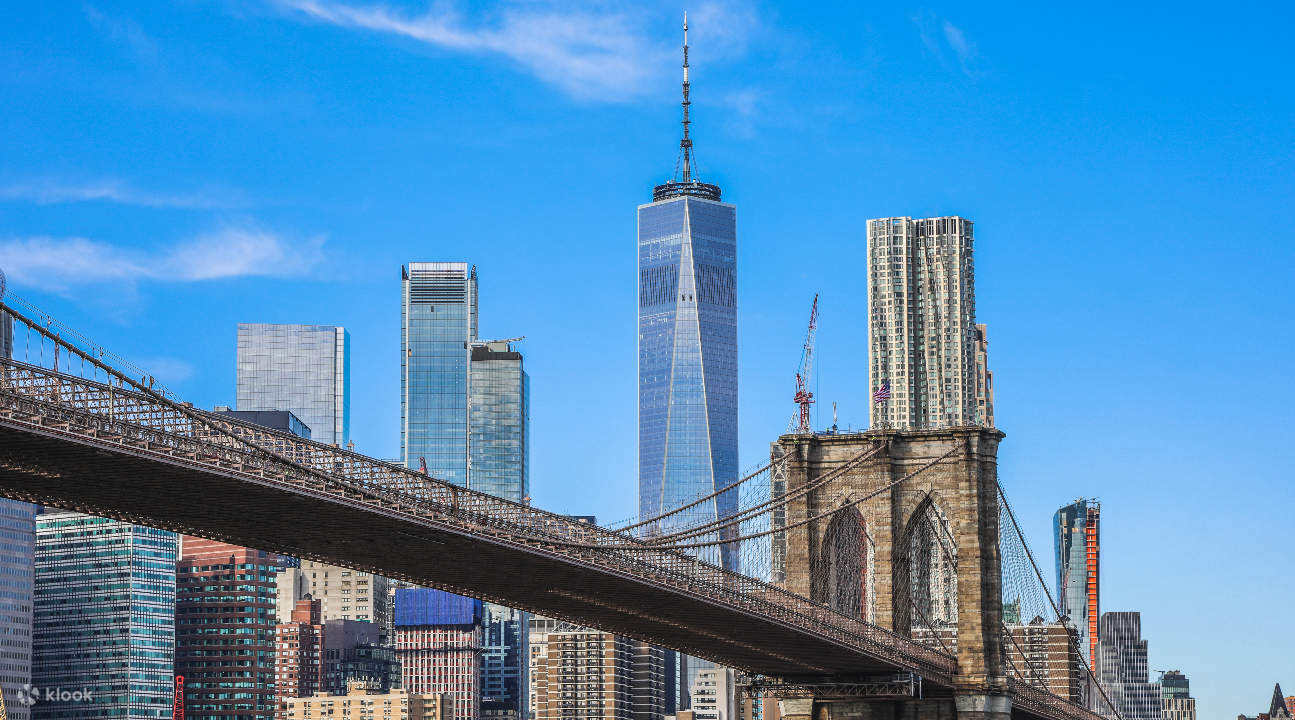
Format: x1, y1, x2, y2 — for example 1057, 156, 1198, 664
637, 195, 738, 560
401, 262, 477, 484
0, 500, 35, 720
236, 323, 351, 446
33, 511, 177, 720
1055, 498, 1100, 664
468, 341, 529, 504
402, 265, 528, 717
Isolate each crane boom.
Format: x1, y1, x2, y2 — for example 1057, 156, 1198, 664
790, 294, 819, 433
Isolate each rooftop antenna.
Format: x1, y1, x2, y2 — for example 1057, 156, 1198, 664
679, 12, 693, 183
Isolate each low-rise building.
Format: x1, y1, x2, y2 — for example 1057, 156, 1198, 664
284, 681, 448, 720
1004, 618, 1084, 703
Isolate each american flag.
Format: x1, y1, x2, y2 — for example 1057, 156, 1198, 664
872, 381, 891, 402
418, 456, 428, 475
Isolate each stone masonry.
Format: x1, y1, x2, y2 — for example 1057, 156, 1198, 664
771, 427, 1010, 720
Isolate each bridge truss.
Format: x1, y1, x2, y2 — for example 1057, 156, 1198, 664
0, 295, 1114, 720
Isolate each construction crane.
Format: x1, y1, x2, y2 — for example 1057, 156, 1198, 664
1, 684, 7, 720
790, 294, 819, 433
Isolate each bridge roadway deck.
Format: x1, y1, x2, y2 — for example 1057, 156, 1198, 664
0, 362, 1104, 720
0, 362, 955, 684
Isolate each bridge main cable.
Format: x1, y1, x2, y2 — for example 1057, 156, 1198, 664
542, 441, 964, 552
997, 480, 1124, 720
643, 439, 890, 545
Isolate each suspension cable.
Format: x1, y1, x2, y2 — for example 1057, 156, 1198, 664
619, 458, 777, 533
540, 441, 964, 552
645, 440, 889, 545
998, 481, 1123, 720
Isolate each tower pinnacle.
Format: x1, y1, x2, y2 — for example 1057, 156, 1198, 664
680, 12, 692, 183
653, 12, 721, 202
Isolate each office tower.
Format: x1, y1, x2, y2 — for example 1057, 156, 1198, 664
401, 262, 477, 482
689, 667, 737, 720
285, 682, 450, 720
1003, 618, 1085, 703
33, 511, 177, 719
327, 643, 401, 695
1095, 612, 1161, 720
637, 18, 739, 553
867, 216, 987, 429
394, 589, 483, 719
176, 538, 279, 720
468, 340, 529, 504
275, 599, 325, 719
480, 604, 527, 720
319, 620, 382, 693
529, 618, 664, 720
1160, 671, 1196, 720
973, 324, 995, 427
468, 339, 530, 718
1054, 499, 1100, 664
0, 501, 35, 720
299, 561, 391, 642
236, 323, 350, 446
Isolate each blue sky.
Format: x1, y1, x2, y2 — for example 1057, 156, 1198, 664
2, 1, 1292, 715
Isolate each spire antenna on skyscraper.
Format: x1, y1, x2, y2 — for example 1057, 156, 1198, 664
680, 11, 692, 184
653, 12, 721, 202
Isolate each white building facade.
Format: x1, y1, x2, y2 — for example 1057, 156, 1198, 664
867, 216, 987, 429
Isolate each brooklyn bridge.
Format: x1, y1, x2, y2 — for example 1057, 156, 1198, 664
0, 297, 1115, 720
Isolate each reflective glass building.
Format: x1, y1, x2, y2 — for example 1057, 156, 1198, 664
637, 191, 738, 557
401, 262, 477, 484
33, 511, 177, 719
236, 323, 350, 446
469, 341, 529, 719
0, 500, 35, 720
468, 341, 529, 504
1055, 498, 1100, 663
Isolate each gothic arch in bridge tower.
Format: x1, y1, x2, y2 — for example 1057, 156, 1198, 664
894, 495, 959, 643
810, 504, 875, 622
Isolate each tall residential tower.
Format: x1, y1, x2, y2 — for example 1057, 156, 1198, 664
1055, 498, 1100, 664
866, 216, 988, 429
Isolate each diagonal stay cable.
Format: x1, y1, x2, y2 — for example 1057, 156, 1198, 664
540, 441, 964, 552
618, 458, 778, 533
998, 480, 1123, 720
644, 439, 890, 545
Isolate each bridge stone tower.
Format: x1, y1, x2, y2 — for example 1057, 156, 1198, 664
772, 426, 1009, 720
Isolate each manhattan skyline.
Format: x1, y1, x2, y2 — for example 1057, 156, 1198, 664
0, 3, 1292, 719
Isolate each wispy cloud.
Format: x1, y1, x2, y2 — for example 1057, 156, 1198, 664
914, 12, 978, 76
272, 0, 754, 102
0, 179, 248, 209
941, 21, 977, 74
0, 224, 325, 292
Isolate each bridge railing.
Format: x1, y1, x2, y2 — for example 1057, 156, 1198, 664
0, 359, 958, 684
